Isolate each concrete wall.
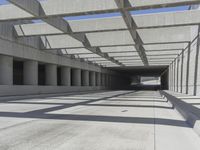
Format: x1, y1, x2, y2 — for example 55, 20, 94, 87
0, 20, 129, 96
168, 5, 200, 96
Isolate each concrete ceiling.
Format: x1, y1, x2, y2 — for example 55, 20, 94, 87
1, 0, 199, 68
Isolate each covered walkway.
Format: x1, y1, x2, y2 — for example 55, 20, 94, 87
1, 0, 200, 149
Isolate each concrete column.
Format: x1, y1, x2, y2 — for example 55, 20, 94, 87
101, 73, 105, 86
109, 76, 112, 87
23, 60, 38, 85
96, 72, 101, 86
103, 74, 107, 86
194, 27, 200, 96
72, 68, 81, 86
169, 64, 172, 90
0, 55, 13, 85
95, 73, 98, 86
82, 70, 89, 86
45, 64, 57, 86
171, 63, 174, 91
173, 60, 176, 92
171, 62, 174, 91
176, 57, 180, 92
107, 75, 111, 87
105, 74, 109, 87
110, 76, 114, 88
186, 43, 191, 94
180, 50, 184, 93
89, 71, 96, 86
61, 66, 71, 86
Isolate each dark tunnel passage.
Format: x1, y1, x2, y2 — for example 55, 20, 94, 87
110, 65, 169, 90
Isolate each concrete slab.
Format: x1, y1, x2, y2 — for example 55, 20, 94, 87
0, 90, 199, 150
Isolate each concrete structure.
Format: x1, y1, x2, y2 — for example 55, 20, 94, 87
0, 0, 200, 95
60, 67, 71, 86
1, 0, 200, 149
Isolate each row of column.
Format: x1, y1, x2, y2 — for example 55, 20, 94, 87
169, 30, 200, 95
0, 55, 112, 87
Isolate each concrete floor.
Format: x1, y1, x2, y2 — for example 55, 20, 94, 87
0, 91, 200, 150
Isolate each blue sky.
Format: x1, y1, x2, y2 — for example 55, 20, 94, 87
0, 0, 190, 21
64, 6, 189, 20
0, 0, 8, 5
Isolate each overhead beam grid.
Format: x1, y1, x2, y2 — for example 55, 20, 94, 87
2, 0, 199, 67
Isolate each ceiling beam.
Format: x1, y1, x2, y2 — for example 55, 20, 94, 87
2, 0, 200, 22
115, 0, 148, 65
8, 0, 123, 66
40, 42, 186, 51
14, 9, 200, 37
8, 0, 43, 17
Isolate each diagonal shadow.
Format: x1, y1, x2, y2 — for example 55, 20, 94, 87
107, 99, 167, 103
0, 112, 189, 128
83, 104, 173, 109
0, 90, 191, 128
26, 91, 136, 114
0, 90, 111, 103
5, 101, 77, 106
190, 103, 200, 105
4, 101, 170, 109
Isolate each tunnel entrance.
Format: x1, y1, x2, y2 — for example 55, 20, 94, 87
110, 66, 169, 90
130, 76, 161, 90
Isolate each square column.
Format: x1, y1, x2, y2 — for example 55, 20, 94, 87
89, 71, 96, 86
105, 74, 109, 87
0, 55, 13, 85
61, 66, 71, 86
82, 70, 89, 86
107, 75, 111, 87
101, 73, 106, 86
71, 68, 81, 86
45, 64, 57, 86
100, 73, 103, 86
24, 60, 38, 85
96, 72, 101, 86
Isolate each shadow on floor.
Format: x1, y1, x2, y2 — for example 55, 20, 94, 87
0, 90, 190, 128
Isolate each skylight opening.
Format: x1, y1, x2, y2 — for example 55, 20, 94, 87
37, 0, 47, 2
0, 0, 9, 5
131, 6, 190, 15
31, 19, 44, 24
64, 12, 121, 21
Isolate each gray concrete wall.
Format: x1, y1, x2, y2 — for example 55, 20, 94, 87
0, 20, 117, 74
168, 5, 200, 96
0, 20, 129, 96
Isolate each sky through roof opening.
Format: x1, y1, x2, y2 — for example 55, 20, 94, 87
131, 6, 190, 15
0, 0, 9, 5
63, 5, 191, 21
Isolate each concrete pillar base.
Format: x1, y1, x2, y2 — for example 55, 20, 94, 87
0, 55, 13, 85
